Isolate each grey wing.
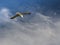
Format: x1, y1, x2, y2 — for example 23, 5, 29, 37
10, 15, 19, 19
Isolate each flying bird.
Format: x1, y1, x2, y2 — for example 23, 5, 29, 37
10, 12, 31, 19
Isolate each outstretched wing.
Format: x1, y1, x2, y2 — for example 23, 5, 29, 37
10, 14, 19, 19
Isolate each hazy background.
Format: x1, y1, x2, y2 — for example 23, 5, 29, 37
0, 0, 60, 45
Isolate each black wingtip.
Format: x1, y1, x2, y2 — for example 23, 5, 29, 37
10, 18, 13, 19
28, 12, 31, 14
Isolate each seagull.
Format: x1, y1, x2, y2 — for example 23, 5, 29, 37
10, 12, 31, 19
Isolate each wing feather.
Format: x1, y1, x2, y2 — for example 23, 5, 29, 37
10, 14, 19, 19
21, 12, 31, 15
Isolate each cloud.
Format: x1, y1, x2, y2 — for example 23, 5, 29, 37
0, 8, 11, 22
0, 8, 60, 45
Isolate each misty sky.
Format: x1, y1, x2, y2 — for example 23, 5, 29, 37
0, 0, 60, 45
